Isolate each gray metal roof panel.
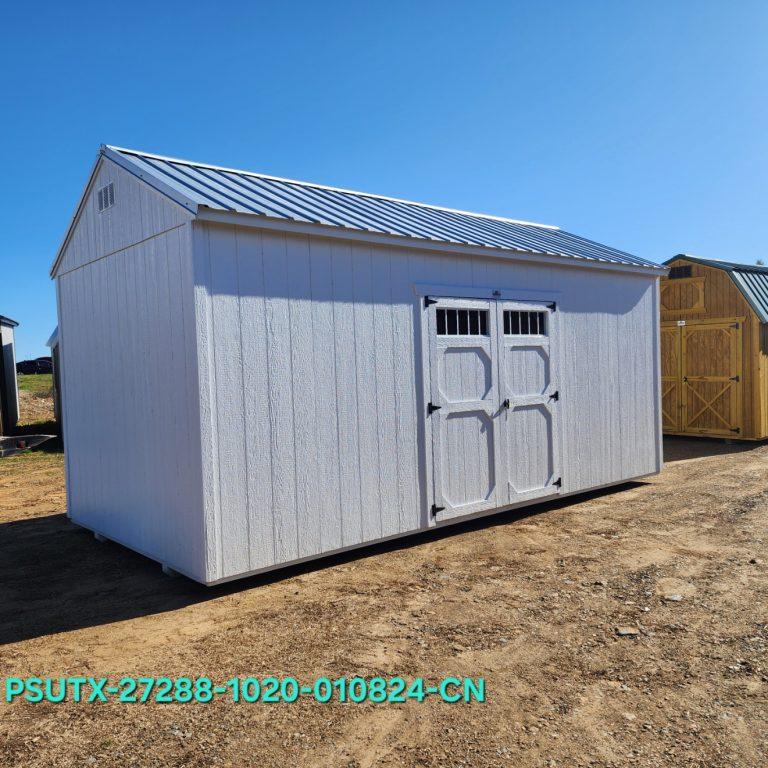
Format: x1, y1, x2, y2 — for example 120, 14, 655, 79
666, 254, 768, 323
105, 146, 664, 272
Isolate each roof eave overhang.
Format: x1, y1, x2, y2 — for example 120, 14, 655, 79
195, 207, 666, 278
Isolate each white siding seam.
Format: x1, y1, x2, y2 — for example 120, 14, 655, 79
208, 227, 224, 572
307, 240, 321, 554
329, 250, 346, 544
286, 235, 301, 558
234, 228, 253, 569
55, 222, 189, 278
203, 225, 223, 577
259, 235, 279, 566
387, 252, 403, 533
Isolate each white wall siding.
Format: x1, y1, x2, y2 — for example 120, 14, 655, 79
57, 224, 206, 580
57, 159, 190, 276
194, 223, 661, 583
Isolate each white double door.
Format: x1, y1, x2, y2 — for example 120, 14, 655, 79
426, 296, 560, 521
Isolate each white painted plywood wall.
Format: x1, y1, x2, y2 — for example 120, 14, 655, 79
193, 222, 661, 583
57, 158, 190, 275
55, 160, 206, 580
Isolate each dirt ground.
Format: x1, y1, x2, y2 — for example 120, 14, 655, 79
0, 426, 767, 767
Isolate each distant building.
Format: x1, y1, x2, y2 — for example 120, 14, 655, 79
0, 316, 19, 434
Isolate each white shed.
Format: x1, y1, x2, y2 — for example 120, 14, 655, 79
0, 315, 19, 434
52, 145, 665, 585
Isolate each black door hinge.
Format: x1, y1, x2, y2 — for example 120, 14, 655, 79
553, 477, 562, 488
547, 301, 557, 312
427, 402, 441, 415
731, 427, 741, 434
730, 375, 740, 382
549, 390, 559, 401
502, 398, 510, 409
431, 504, 445, 517
424, 296, 439, 307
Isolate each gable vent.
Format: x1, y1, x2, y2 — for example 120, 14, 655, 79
97, 182, 115, 212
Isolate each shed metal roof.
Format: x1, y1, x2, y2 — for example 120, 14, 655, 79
666, 254, 768, 323
0, 316, 18, 328
103, 145, 662, 273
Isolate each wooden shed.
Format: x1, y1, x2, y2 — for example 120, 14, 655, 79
51, 145, 665, 585
661, 254, 768, 439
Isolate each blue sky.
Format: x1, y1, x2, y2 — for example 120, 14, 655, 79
2, 1, 767, 359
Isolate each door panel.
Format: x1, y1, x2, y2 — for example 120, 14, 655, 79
660, 326, 682, 432
428, 298, 501, 520
681, 321, 742, 436
497, 302, 560, 504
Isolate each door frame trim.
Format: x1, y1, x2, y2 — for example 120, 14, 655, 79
414, 282, 561, 304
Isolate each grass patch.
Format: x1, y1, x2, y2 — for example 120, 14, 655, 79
17, 373, 53, 394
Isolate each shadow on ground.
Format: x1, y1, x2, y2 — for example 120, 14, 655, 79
662, 434, 763, 463
13, 421, 63, 453
0, 481, 647, 646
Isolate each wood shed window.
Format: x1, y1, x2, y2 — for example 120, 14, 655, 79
436, 308, 489, 336
504, 310, 547, 336
668, 265, 692, 279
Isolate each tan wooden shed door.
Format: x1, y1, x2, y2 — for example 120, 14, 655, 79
680, 321, 743, 436
661, 320, 743, 437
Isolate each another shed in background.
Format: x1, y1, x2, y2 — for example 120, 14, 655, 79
51, 145, 665, 585
0, 315, 19, 434
661, 254, 768, 439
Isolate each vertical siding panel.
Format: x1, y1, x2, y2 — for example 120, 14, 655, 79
286, 236, 321, 559
209, 225, 250, 575
192, 224, 222, 580
390, 249, 420, 533
236, 227, 276, 570
331, 242, 363, 546
372, 248, 400, 538
352, 244, 382, 541
309, 239, 343, 551
179, 225, 208, 574
262, 232, 299, 564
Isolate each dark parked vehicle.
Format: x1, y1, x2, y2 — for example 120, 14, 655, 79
16, 357, 53, 375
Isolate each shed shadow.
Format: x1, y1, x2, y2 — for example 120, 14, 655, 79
0, 481, 646, 646
662, 435, 762, 463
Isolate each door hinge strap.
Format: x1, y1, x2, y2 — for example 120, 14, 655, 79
731, 427, 741, 433
502, 398, 510, 409
424, 296, 439, 307
548, 302, 557, 311
730, 375, 740, 382
549, 390, 559, 401
427, 402, 441, 415
553, 477, 562, 488
431, 504, 445, 517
